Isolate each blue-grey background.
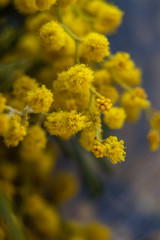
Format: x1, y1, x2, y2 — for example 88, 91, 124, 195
60, 1, 160, 240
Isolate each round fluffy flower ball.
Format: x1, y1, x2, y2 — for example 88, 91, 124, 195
20, 125, 47, 160
36, 0, 56, 10
92, 140, 106, 158
49, 172, 79, 204
104, 107, 126, 129
26, 85, 53, 113
104, 52, 141, 87
79, 126, 96, 151
44, 110, 86, 137
147, 130, 160, 151
104, 136, 126, 164
14, 0, 56, 13
13, 75, 38, 101
80, 33, 110, 62
4, 115, 27, 147
95, 4, 123, 34
39, 21, 66, 51
65, 64, 94, 92
14, 0, 38, 14
150, 112, 160, 130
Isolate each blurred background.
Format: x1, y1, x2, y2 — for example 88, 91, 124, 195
59, 1, 160, 239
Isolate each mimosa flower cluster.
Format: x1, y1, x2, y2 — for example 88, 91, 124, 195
0, 0, 159, 239
0, 0, 159, 163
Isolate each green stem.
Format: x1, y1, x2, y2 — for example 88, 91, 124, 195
21, 106, 30, 125
95, 122, 102, 142
88, 89, 102, 142
5, 105, 33, 122
5, 105, 22, 116
57, 6, 82, 41
57, 6, 82, 64
62, 24, 82, 42
88, 89, 95, 118
113, 76, 132, 91
72, 4, 94, 23
90, 87, 102, 98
